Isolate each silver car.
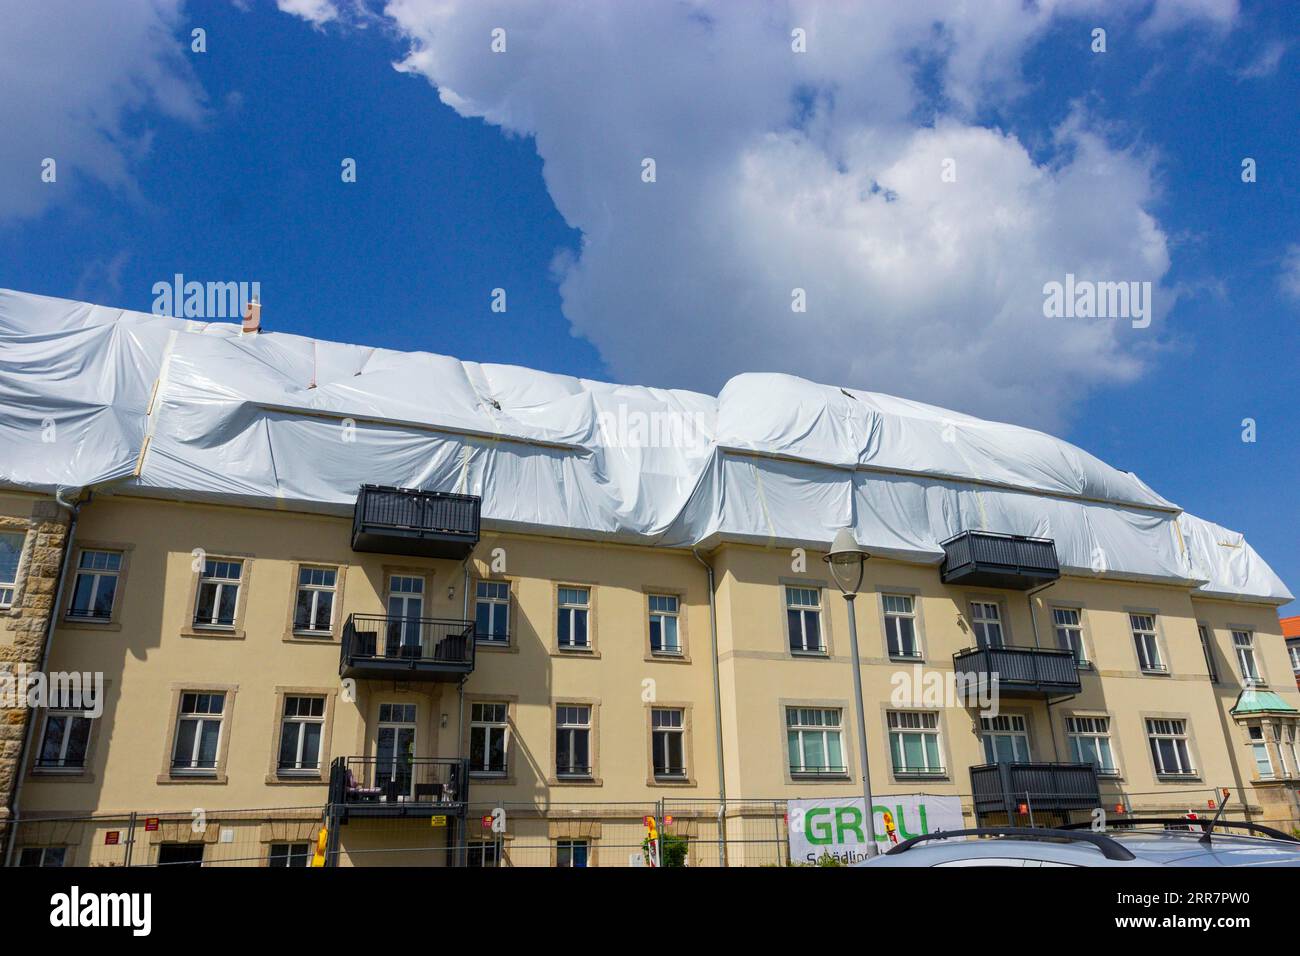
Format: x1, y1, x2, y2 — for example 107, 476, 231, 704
856, 819, 1300, 867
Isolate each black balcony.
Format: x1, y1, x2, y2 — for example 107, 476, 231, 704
970, 762, 1101, 820
340, 614, 475, 682
953, 645, 1082, 698
940, 530, 1060, 590
328, 756, 469, 819
351, 485, 481, 560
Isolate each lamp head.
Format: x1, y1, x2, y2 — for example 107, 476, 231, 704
823, 527, 869, 595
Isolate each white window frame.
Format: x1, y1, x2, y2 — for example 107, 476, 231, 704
557, 587, 591, 649
1052, 607, 1087, 665
278, 695, 325, 774
785, 587, 825, 655
1288, 642, 1300, 676
556, 838, 589, 868
980, 714, 1031, 763
1248, 723, 1274, 780
469, 702, 509, 775
1146, 718, 1195, 777
1232, 630, 1263, 686
1198, 624, 1219, 682
467, 841, 500, 867
193, 559, 243, 629
888, 711, 945, 776
293, 566, 338, 635
555, 705, 592, 778
0, 530, 24, 608
883, 594, 920, 659
268, 842, 311, 867
651, 707, 686, 779
1130, 614, 1164, 673
171, 692, 226, 774
786, 707, 846, 776
67, 549, 123, 621
18, 847, 67, 867
648, 594, 682, 655
475, 581, 511, 644
35, 709, 93, 772
970, 602, 1004, 648
1066, 716, 1119, 775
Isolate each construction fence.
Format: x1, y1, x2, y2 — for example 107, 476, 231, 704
6, 785, 1290, 868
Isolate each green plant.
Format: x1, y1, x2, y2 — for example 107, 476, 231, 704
660, 832, 689, 868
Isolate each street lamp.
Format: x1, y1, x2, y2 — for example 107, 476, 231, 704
823, 527, 878, 855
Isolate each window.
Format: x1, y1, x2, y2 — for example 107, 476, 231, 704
18, 847, 66, 867
1052, 608, 1086, 664
67, 549, 122, 620
467, 841, 500, 867
970, 602, 1004, 647
786, 587, 824, 654
470, 702, 509, 775
0, 531, 23, 607
980, 714, 1030, 763
293, 566, 337, 634
557, 587, 590, 649
35, 710, 92, 771
278, 696, 325, 774
194, 559, 242, 628
1248, 724, 1273, 779
1130, 614, 1164, 672
883, 594, 919, 659
1289, 642, 1300, 677
786, 707, 845, 776
1066, 716, 1118, 775
555, 705, 592, 778
651, 708, 686, 779
556, 839, 589, 867
171, 692, 225, 773
1232, 630, 1262, 686
268, 842, 310, 867
157, 844, 205, 868
475, 581, 510, 643
1198, 624, 1219, 682
1279, 724, 1300, 778
889, 712, 944, 776
649, 594, 681, 655
1146, 718, 1195, 777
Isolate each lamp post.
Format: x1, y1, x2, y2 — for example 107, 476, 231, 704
823, 527, 878, 855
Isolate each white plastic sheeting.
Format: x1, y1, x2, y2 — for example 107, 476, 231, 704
0, 289, 1290, 604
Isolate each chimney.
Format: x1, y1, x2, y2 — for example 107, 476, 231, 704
242, 298, 262, 334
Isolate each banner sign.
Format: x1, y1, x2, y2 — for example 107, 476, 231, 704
787, 795, 964, 865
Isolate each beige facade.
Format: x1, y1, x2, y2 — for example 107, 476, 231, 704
2, 490, 1297, 866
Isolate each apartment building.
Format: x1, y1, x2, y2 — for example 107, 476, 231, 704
0, 289, 1296, 866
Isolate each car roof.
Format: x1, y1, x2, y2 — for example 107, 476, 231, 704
1107, 828, 1300, 867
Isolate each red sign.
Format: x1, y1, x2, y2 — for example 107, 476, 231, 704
481, 815, 493, 828
144, 817, 159, 832
664, 815, 674, 826
1114, 803, 1125, 814
643, 815, 654, 827
1016, 802, 1028, 815
104, 831, 120, 845
1207, 799, 1216, 809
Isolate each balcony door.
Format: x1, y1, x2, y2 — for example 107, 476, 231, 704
981, 714, 1031, 764
387, 575, 424, 656
376, 703, 417, 800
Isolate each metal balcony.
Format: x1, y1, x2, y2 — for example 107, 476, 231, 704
953, 645, 1082, 698
328, 756, 469, 819
351, 485, 481, 560
970, 762, 1101, 820
340, 614, 475, 682
940, 530, 1060, 590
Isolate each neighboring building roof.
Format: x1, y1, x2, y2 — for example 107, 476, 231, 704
1231, 687, 1300, 716
1281, 615, 1300, 640
0, 288, 1291, 603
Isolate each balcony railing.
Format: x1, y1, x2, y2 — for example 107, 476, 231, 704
351, 485, 481, 560
940, 530, 1060, 590
340, 614, 475, 682
970, 762, 1101, 819
329, 756, 469, 817
953, 645, 1082, 698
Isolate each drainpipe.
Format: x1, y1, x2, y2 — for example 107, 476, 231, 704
1025, 580, 1065, 763
692, 548, 728, 867
455, 552, 471, 867
4, 488, 86, 867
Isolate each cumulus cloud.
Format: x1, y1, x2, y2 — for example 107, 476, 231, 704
275, 0, 340, 28
0, 0, 204, 223
297, 1, 1234, 427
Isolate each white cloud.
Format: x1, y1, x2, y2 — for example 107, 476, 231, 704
300, 1, 1234, 427
1237, 40, 1288, 79
275, 0, 339, 28
1280, 245, 1300, 302
0, 0, 205, 223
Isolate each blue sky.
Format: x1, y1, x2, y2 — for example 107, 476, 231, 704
0, 1, 1296, 610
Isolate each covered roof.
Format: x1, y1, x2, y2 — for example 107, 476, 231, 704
0, 288, 1290, 604
1231, 688, 1300, 716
